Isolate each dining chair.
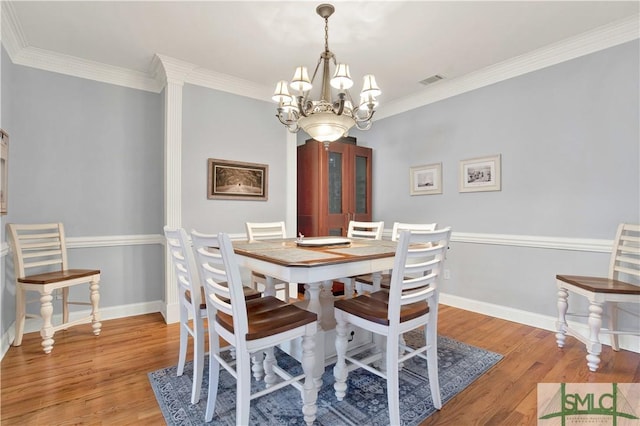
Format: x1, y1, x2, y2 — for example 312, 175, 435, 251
333, 227, 451, 425
7, 222, 101, 354
165, 226, 263, 403
245, 221, 291, 302
190, 230, 319, 425
164, 226, 208, 404
338, 220, 384, 297
354, 222, 437, 294
556, 223, 640, 371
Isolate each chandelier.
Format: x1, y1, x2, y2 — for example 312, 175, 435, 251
272, 3, 381, 149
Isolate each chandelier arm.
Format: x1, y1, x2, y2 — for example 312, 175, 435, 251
296, 96, 308, 118
355, 119, 372, 131
353, 106, 375, 122
334, 92, 346, 115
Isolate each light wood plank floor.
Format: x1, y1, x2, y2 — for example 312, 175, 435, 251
2, 305, 638, 425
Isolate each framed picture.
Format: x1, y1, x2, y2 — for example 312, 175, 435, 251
0, 129, 8, 215
459, 154, 501, 193
410, 163, 442, 195
207, 158, 268, 200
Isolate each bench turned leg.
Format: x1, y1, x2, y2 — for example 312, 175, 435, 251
13, 286, 26, 346
586, 302, 603, 372
39, 290, 55, 354
90, 278, 102, 336
555, 287, 568, 348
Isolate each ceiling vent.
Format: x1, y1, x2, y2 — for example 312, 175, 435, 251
419, 75, 445, 86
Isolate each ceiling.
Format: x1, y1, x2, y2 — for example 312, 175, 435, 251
4, 1, 639, 110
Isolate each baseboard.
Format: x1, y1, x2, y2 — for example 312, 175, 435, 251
439, 292, 640, 353
0, 300, 163, 359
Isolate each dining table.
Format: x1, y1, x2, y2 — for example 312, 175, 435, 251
232, 236, 398, 382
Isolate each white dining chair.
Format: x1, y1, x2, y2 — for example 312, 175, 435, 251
245, 221, 292, 302
333, 228, 451, 425
7, 222, 102, 354
165, 226, 261, 404
354, 222, 437, 294
191, 230, 319, 425
338, 220, 384, 297
556, 223, 640, 371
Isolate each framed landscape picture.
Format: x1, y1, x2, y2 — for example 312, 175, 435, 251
207, 158, 268, 201
410, 163, 442, 195
459, 154, 501, 193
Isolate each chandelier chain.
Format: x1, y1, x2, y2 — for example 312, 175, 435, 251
324, 17, 329, 53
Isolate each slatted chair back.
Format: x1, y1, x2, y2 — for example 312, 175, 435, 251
8, 223, 68, 278
347, 220, 384, 240
244, 221, 290, 302
164, 227, 202, 311
246, 221, 287, 241
191, 230, 249, 349
386, 228, 451, 327
391, 222, 437, 241
609, 223, 640, 283
163, 226, 206, 404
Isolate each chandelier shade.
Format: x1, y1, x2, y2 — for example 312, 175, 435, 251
273, 3, 381, 148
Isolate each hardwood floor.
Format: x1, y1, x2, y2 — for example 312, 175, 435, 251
2, 305, 638, 425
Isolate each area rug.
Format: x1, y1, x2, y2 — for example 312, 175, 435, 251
148, 331, 502, 426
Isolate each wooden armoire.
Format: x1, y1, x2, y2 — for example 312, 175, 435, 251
297, 137, 373, 237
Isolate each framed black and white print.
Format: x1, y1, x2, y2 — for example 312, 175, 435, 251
410, 163, 442, 195
459, 154, 501, 193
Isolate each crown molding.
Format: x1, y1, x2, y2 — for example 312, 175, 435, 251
185, 66, 270, 101
1, 0, 27, 58
376, 14, 639, 120
1, 8, 637, 105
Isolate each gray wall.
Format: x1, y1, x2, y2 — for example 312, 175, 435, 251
1, 47, 165, 337
181, 83, 288, 235
1, 37, 638, 349
361, 40, 639, 322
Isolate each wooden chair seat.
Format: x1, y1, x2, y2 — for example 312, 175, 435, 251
216, 296, 317, 340
334, 292, 429, 326
18, 269, 100, 284
353, 273, 391, 289
186, 285, 261, 309
556, 275, 640, 294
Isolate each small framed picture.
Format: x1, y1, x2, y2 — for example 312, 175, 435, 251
410, 163, 442, 195
207, 158, 268, 201
459, 154, 501, 193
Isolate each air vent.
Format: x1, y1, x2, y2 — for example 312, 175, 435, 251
419, 75, 445, 86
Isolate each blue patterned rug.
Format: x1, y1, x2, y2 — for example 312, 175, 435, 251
148, 331, 502, 425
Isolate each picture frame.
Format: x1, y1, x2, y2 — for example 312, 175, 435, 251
207, 158, 268, 201
410, 162, 442, 195
459, 154, 501, 193
0, 129, 8, 215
